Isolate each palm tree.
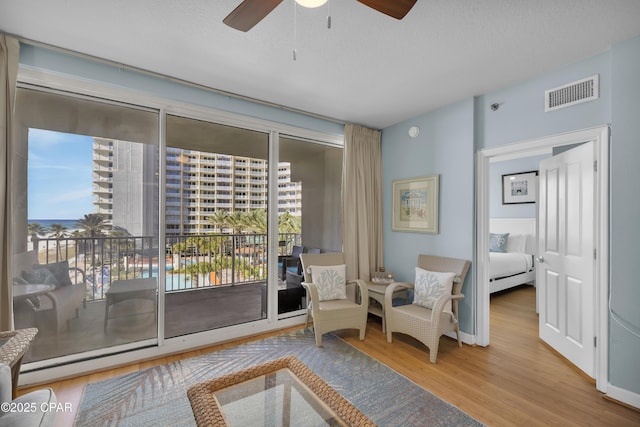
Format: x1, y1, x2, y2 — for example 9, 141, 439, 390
278, 212, 301, 253
226, 211, 247, 234
245, 209, 267, 233
48, 223, 68, 260
208, 210, 231, 233
27, 222, 47, 256
75, 213, 108, 266
109, 227, 135, 272
27, 222, 47, 244
278, 211, 301, 233
75, 213, 108, 238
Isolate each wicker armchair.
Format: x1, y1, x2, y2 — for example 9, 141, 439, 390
300, 252, 369, 347
385, 254, 471, 363
0, 362, 57, 427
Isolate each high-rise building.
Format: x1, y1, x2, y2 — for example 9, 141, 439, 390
92, 139, 301, 236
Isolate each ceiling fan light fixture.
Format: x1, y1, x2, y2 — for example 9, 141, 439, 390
295, 0, 328, 8
223, 0, 416, 32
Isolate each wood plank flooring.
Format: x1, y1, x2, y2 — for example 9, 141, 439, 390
19, 285, 640, 426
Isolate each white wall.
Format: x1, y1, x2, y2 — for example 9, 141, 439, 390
490, 154, 550, 218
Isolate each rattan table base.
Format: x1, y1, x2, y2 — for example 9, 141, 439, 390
187, 355, 376, 426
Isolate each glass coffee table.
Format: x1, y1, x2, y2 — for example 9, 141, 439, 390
187, 356, 375, 427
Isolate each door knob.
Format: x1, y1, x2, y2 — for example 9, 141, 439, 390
536, 256, 544, 263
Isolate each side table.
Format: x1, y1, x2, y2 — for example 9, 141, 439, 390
367, 274, 407, 333
12, 283, 56, 300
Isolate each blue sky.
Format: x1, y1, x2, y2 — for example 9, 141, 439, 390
28, 129, 94, 220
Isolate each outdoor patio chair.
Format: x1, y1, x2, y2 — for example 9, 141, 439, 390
14, 252, 86, 334
279, 245, 303, 280
300, 252, 368, 346
384, 254, 471, 363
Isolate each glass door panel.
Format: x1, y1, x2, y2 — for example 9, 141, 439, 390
277, 137, 342, 316
164, 115, 269, 338
12, 87, 159, 365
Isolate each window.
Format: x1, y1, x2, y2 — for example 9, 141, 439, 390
11, 72, 342, 372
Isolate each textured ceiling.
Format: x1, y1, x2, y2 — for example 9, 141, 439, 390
1, 0, 640, 129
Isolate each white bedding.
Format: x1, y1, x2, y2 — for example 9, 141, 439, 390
489, 252, 533, 280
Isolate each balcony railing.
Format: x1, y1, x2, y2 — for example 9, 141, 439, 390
32, 232, 301, 301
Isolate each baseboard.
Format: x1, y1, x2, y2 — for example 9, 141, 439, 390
444, 330, 476, 345
606, 383, 640, 411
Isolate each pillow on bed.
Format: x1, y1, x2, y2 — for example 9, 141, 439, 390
413, 267, 456, 313
489, 233, 509, 253
506, 234, 527, 253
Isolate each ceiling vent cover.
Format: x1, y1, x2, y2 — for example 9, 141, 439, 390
545, 74, 599, 112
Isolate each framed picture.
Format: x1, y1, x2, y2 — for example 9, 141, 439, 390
392, 175, 439, 234
502, 171, 538, 204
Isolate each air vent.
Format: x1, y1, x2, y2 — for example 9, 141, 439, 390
545, 75, 599, 112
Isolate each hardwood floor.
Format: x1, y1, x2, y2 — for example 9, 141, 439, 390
19, 285, 640, 426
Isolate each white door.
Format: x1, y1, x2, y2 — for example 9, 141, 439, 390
537, 141, 595, 377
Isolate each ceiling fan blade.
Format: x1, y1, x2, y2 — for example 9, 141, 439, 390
356, 0, 417, 20
223, 0, 284, 32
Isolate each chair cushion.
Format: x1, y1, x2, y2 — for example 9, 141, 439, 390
0, 388, 57, 427
413, 267, 456, 313
38, 261, 74, 288
309, 264, 347, 301
22, 267, 58, 287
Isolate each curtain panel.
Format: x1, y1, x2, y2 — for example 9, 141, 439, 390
342, 124, 383, 281
0, 35, 19, 331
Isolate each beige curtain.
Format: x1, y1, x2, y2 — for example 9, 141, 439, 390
342, 124, 384, 281
0, 35, 19, 331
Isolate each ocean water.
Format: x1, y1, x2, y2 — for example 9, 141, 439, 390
28, 219, 79, 229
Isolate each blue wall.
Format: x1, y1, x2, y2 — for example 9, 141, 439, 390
474, 51, 611, 149
382, 99, 475, 332
382, 35, 640, 398
610, 35, 640, 395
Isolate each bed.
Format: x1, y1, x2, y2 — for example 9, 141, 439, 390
489, 218, 536, 294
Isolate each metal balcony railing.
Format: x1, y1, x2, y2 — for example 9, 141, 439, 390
31, 232, 301, 301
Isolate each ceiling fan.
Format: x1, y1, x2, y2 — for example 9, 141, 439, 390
223, 0, 417, 32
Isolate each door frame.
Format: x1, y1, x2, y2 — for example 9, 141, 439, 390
475, 126, 609, 393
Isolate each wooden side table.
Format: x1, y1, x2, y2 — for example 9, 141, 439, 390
0, 327, 38, 398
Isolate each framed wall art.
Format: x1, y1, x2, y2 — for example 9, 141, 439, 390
392, 174, 439, 234
502, 170, 538, 204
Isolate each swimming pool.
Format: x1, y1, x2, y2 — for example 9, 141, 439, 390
142, 266, 213, 291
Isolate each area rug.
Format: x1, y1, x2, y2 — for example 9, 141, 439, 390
75, 329, 483, 426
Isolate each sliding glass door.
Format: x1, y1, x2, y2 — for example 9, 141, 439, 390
12, 87, 159, 364
276, 136, 343, 316
10, 79, 343, 370
164, 115, 269, 338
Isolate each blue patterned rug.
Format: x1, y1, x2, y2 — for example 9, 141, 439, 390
75, 329, 483, 426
